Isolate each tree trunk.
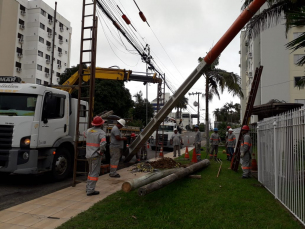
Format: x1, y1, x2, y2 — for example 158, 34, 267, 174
138, 159, 210, 196
121, 168, 183, 192
205, 75, 210, 155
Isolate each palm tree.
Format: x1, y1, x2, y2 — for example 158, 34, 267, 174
242, 1, 305, 65
198, 55, 243, 154
174, 96, 188, 119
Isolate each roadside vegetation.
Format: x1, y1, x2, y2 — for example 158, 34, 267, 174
58, 146, 303, 229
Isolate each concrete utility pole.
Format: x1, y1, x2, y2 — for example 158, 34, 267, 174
189, 92, 202, 125
144, 44, 151, 126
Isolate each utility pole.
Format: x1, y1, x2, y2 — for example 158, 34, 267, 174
144, 44, 151, 126
189, 92, 202, 125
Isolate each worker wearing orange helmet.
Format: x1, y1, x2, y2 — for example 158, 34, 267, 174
240, 125, 252, 178
130, 133, 141, 163
83, 116, 106, 196
109, 119, 127, 178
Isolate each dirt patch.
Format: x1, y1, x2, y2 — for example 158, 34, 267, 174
149, 157, 182, 169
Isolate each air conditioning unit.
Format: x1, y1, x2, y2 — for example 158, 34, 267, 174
60, 27, 64, 32
58, 52, 62, 56
59, 39, 63, 44
47, 46, 51, 51
17, 53, 23, 58
48, 33, 52, 38
245, 41, 249, 46
49, 19, 53, 24
16, 67, 21, 72
19, 38, 24, 44
57, 65, 61, 69
21, 10, 26, 16
46, 59, 50, 64
249, 52, 252, 57
19, 24, 25, 30
45, 73, 50, 78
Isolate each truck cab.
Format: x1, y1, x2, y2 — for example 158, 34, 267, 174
0, 77, 87, 180
149, 121, 178, 150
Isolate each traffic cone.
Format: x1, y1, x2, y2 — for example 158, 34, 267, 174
184, 146, 190, 159
159, 147, 164, 157
147, 142, 149, 149
251, 154, 257, 171
192, 148, 197, 163
126, 144, 129, 148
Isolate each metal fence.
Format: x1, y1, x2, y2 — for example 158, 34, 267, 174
258, 109, 305, 226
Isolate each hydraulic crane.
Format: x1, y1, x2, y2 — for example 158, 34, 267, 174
56, 67, 161, 94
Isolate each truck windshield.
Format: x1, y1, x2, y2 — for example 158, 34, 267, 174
158, 125, 174, 132
0, 93, 37, 116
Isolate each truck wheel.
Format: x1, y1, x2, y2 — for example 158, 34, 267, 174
51, 148, 72, 181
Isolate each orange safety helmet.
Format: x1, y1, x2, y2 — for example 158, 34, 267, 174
91, 116, 104, 126
131, 133, 136, 138
242, 125, 250, 131
227, 126, 231, 129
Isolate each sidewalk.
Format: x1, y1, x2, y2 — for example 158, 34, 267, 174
0, 147, 194, 229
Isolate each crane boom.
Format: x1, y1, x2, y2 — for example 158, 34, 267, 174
56, 67, 161, 94
125, 0, 267, 162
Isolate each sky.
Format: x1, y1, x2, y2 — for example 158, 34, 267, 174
42, 0, 244, 125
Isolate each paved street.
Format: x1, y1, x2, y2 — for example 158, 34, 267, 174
0, 131, 203, 211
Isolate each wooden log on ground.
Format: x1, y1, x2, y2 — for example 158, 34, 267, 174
138, 159, 210, 196
188, 175, 201, 179
122, 168, 183, 192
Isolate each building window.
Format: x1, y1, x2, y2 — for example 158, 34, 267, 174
15, 62, 22, 68
59, 22, 63, 28
17, 33, 23, 39
56, 72, 60, 77
38, 50, 43, 57
66, 39, 68, 42
39, 36, 44, 44
57, 60, 61, 65
36, 79, 41, 85
46, 41, 51, 47
40, 23, 45, 30
20, 5, 25, 11
295, 99, 305, 106
47, 27, 52, 33
48, 14, 53, 20
65, 51, 67, 54
294, 54, 305, 65
37, 64, 42, 71
41, 9, 46, 16
16, 47, 22, 54
45, 67, 49, 73
58, 35, 63, 40
44, 81, 48, 86
19, 19, 24, 25
294, 77, 303, 87
45, 54, 50, 60
58, 47, 62, 53
293, 32, 304, 39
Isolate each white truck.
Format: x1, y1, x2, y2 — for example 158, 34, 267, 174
0, 77, 88, 180
149, 121, 178, 151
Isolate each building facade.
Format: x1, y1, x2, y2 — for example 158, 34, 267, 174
151, 92, 171, 114
240, 4, 305, 123
0, 0, 72, 85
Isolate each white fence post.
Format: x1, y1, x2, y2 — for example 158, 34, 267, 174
273, 118, 278, 199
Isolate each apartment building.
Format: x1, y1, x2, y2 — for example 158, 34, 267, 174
240, 5, 305, 123
151, 93, 171, 114
0, 0, 72, 85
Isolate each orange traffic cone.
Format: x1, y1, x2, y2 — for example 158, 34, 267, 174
184, 146, 190, 159
192, 148, 197, 163
126, 144, 129, 148
147, 142, 149, 149
159, 147, 164, 157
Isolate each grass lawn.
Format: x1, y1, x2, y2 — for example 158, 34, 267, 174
58, 146, 303, 229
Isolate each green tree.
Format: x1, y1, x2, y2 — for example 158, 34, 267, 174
174, 96, 188, 118
242, 0, 305, 65
58, 66, 133, 118
198, 56, 243, 154
129, 91, 154, 127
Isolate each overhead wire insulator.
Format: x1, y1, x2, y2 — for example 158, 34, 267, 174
113, 21, 120, 30
139, 11, 146, 22
122, 14, 131, 25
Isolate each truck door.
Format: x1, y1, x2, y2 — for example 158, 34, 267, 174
38, 92, 68, 147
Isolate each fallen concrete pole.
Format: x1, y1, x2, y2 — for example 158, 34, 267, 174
121, 168, 183, 192
138, 159, 210, 196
